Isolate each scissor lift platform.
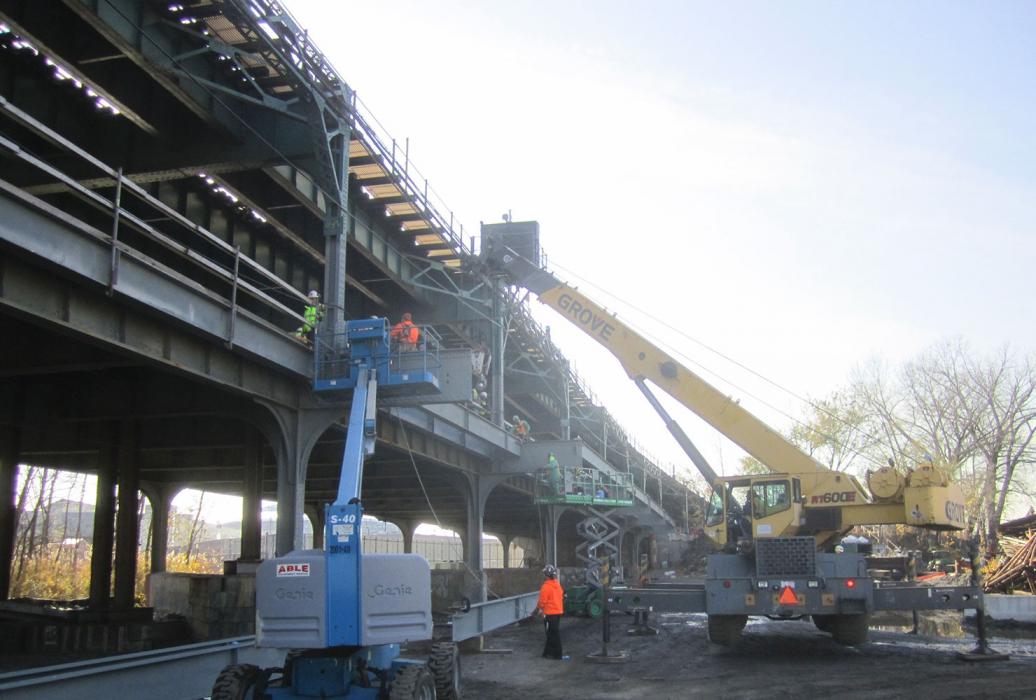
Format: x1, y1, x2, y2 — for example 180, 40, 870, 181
533, 465, 634, 507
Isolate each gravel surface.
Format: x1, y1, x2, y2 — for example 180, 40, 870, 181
459, 612, 1036, 699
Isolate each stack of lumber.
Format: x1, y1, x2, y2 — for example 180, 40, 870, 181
984, 532, 1036, 594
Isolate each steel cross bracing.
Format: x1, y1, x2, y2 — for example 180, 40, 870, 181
575, 507, 623, 585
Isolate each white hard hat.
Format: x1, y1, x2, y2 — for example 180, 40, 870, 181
307, 290, 320, 298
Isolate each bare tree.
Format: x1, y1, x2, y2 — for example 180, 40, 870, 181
184, 491, 206, 565
967, 347, 1036, 553
792, 340, 1036, 554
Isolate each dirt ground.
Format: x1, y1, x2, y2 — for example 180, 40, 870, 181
458, 613, 1036, 699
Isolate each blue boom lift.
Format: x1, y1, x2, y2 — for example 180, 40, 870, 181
212, 318, 459, 699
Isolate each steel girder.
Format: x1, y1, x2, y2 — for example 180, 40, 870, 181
0, 186, 309, 403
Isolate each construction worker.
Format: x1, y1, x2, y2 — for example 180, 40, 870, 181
547, 452, 562, 495
390, 312, 420, 351
536, 564, 567, 660
295, 290, 324, 345
513, 414, 530, 441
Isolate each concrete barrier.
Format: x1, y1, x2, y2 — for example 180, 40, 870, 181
148, 573, 256, 640
966, 594, 1036, 624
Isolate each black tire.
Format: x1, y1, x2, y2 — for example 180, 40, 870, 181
211, 663, 260, 700
812, 614, 836, 634
586, 598, 604, 619
389, 664, 436, 700
831, 613, 870, 646
429, 642, 461, 699
706, 614, 747, 646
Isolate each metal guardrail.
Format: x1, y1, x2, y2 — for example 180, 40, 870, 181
231, 0, 473, 258
451, 591, 539, 642
0, 636, 285, 700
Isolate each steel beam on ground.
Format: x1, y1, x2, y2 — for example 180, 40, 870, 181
609, 587, 707, 613
872, 584, 983, 610
451, 591, 540, 642
0, 636, 282, 700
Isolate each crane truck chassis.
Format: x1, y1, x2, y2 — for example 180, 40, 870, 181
482, 220, 984, 647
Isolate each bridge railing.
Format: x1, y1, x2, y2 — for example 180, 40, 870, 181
0, 97, 309, 342
533, 466, 635, 507
224, 0, 473, 260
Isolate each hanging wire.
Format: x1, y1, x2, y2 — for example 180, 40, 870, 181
397, 421, 501, 599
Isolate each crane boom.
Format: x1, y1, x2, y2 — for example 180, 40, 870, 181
492, 247, 830, 477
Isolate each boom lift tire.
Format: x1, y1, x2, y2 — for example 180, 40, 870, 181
707, 614, 748, 646
812, 614, 835, 633
389, 664, 436, 700
831, 613, 870, 646
211, 663, 260, 700
429, 641, 461, 699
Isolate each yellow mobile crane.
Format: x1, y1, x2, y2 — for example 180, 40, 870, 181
482, 221, 978, 646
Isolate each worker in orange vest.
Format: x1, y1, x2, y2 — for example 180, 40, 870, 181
536, 564, 568, 660
390, 312, 420, 351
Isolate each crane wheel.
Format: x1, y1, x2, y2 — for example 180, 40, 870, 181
831, 613, 870, 646
211, 663, 260, 700
707, 614, 748, 646
812, 614, 835, 633
429, 642, 462, 699
389, 664, 436, 700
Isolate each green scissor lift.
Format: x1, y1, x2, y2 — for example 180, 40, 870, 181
534, 465, 633, 617
533, 465, 635, 507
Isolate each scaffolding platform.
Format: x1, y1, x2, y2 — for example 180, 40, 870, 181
533, 466, 634, 507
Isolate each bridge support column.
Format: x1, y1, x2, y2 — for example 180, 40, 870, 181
501, 533, 513, 568
462, 498, 484, 602
305, 504, 324, 550
90, 440, 117, 609
144, 484, 173, 575
0, 426, 20, 600
257, 404, 343, 557
114, 421, 140, 609
463, 474, 512, 600
394, 520, 416, 554
542, 505, 563, 567
240, 427, 263, 561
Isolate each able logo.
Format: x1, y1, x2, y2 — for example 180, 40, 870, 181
276, 562, 310, 577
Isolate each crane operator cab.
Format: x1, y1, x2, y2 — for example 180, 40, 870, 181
703, 476, 804, 551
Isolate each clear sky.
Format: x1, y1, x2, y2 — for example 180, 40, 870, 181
282, 1, 1036, 482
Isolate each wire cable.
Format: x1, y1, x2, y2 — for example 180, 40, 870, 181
397, 420, 502, 599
